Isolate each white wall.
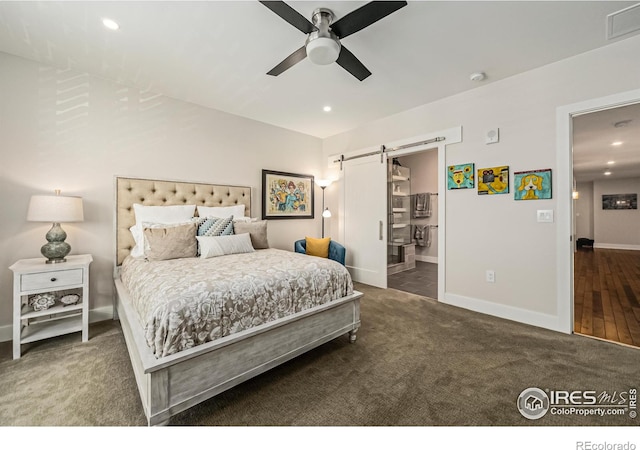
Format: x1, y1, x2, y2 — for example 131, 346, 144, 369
398, 150, 438, 262
593, 177, 640, 249
0, 52, 325, 336
575, 181, 594, 239
323, 34, 640, 331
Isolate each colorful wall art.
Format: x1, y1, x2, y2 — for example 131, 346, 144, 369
447, 163, 474, 189
514, 169, 552, 200
477, 166, 509, 195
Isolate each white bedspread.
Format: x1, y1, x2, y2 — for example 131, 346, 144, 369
119, 249, 354, 358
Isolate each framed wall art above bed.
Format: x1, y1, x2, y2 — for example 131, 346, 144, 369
262, 169, 314, 219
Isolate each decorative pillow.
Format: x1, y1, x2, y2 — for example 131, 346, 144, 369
130, 220, 195, 258
130, 204, 196, 257
305, 237, 331, 258
194, 216, 234, 237
143, 222, 197, 261
233, 220, 269, 249
197, 233, 255, 259
232, 217, 259, 223
197, 204, 245, 219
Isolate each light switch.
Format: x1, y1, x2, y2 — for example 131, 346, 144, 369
537, 210, 554, 223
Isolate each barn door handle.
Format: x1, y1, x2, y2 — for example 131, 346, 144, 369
379, 221, 383, 240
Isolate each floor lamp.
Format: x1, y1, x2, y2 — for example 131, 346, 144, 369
316, 179, 332, 238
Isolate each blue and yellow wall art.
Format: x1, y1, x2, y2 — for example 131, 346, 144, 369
447, 163, 474, 189
514, 169, 552, 200
477, 166, 509, 195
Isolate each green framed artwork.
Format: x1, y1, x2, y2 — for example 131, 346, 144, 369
478, 166, 509, 195
447, 163, 474, 189
514, 169, 552, 200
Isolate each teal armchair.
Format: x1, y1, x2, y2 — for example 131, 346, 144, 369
294, 239, 346, 266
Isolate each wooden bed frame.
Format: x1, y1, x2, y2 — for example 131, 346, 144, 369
113, 176, 362, 425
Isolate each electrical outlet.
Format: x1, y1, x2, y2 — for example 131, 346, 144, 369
486, 270, 495, 283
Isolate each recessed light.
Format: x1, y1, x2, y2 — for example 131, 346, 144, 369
604, 171, 612, 176
607, 160, 615, 165
102, 18, 120, 31
323, 106, 332, 112
611, 141, 623, 146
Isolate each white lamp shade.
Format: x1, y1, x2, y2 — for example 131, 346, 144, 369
322, 208, 332, 218
316, 179, 333, 188
306, 37, 340, 65
27, 195, 84, 223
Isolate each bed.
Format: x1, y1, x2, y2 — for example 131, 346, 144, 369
113, 176, 362, 425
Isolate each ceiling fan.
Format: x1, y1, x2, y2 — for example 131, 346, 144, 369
259, 1, 408, 81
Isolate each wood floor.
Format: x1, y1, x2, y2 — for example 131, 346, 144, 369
574, 248, 640, 347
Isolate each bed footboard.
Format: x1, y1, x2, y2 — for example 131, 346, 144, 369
114, 277, 361, 426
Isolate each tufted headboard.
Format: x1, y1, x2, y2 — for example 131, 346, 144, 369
115, 176, 251, 266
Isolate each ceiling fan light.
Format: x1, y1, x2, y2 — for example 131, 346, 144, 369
307, 37, 340, 65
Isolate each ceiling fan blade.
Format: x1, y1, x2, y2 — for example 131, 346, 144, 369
267, 46, 307, 76
332, 1, 408, 39
259, 1, 316, 34
336, 46, 372, 81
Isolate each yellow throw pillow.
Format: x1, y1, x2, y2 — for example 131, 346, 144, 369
305, 237, 331, 258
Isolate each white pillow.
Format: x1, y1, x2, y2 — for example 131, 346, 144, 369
232, 217, 258, 223
129, 204, 196, 257
197, 233, 255, 259
133, 203, 196, 224
197, 204, 245, 219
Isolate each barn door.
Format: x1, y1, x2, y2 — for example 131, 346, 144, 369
342, 154, 388, 288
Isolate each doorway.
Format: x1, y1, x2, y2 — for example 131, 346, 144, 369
572, 102, 640, 347
337, 127, 461, 301
387, 149, 439, 299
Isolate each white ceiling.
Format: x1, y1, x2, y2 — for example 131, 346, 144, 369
0, 0, 638, 140
573, 102, 640, 183
1, 1, 639, 182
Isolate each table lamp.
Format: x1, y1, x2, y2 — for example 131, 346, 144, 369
27, 190, 84, 263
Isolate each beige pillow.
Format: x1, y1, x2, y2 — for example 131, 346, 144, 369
143, 222, 197, 261
197, 233, 255, 259
233, 220, 269, 249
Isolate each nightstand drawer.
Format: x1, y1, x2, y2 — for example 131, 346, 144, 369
21, 268, 83, 291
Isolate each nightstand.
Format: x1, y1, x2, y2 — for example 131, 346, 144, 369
10, 254, 92, 359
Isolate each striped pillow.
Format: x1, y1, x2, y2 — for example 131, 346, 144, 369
195, 216, 234, 237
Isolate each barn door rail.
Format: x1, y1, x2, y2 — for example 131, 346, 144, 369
334, 136, 446, 170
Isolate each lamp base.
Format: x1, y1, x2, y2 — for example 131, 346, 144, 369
41, 223, 71, 264
45, 258, 67, 264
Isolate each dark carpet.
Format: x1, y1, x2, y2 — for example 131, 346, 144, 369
1, 283, 638, 427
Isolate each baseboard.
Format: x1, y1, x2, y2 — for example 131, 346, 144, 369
0, 305, 114, 343
415, 255, 438, 264
441, 293, 566, 334
593, 243, 640, 251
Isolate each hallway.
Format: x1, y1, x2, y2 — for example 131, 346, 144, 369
574, 248, 640, 347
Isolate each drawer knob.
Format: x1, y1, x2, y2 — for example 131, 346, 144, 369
50, 277, 57, 282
